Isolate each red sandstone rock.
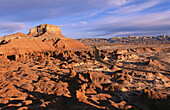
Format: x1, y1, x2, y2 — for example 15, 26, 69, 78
0, 38, 56, 55
53, 38, 87, 50
28, 24, 65, 38
0, 97, 9, 104
23, 100, 32, 105
69, 67, 76, 78
7, 103, 22, 107
142, 87, 167, 99
17, 106, 29, 110
0, 24, 87, 61
76, 88, 87, 102
109, 100, 132, 109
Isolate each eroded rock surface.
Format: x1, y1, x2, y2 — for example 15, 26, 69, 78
28, 24, 65, 38
0, 25, 169, 110
0, 45, 169, 110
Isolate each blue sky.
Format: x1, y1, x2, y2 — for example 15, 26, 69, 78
0, 0, 169, 38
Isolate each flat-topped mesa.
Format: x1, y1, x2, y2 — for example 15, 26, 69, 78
28, 24, 66, 38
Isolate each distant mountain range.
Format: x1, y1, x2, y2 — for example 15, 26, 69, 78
77, 35, 170, 46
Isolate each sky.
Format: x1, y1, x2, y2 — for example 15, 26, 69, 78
0, 0, 170, 38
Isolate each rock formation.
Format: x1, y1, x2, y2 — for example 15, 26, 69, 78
28, 24, 66, 38
0, 38, 56, 55
0, 24, 87, 61
52, 38, 87, 50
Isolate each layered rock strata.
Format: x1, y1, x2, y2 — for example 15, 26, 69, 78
28, 24, 66, 38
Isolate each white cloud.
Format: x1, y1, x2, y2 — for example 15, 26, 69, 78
0, 0, 169, 38
107, 0, 161, 15
0, 23, 29, 37
107, 0, 133, 6
70, 24, 78, 26
58, 25, 66, 27
93, 10, 170, 26
0, 0, 133, 21
80, 22, 88, 24
85, 10, 170, 36
0, 23, 28, 33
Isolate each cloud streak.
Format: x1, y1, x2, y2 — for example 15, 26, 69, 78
0, 23, 28, 33
107, 0, 162, 15
0, 0, 169, 38
0, 0, 132, 21
86, 10, 170, 37
0, 23, 29, 37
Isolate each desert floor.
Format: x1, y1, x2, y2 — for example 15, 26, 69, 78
0, 44, 169, 110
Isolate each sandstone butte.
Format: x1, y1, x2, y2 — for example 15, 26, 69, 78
28, 24, 66, 38
0, 24, 87, 60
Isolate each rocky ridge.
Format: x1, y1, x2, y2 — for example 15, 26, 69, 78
77, 35, 170, 46
0, 24, 87, 61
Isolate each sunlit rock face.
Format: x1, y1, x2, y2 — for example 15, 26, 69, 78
0, 24, 87, 60
28, 24, 66, 38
